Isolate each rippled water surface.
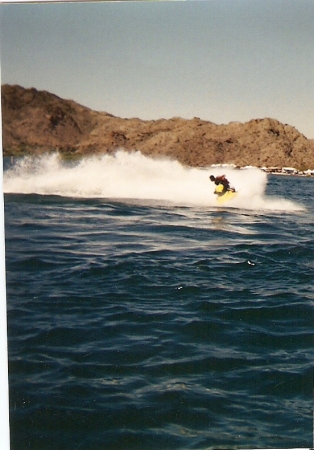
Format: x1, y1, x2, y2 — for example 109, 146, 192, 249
4, 154, 314, 449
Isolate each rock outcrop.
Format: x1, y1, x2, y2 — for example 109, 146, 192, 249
2, 84, 314, 169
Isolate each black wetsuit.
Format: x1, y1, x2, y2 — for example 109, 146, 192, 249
214, 176, 230, 192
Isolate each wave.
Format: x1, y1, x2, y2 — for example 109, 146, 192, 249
3, 150, 304, 212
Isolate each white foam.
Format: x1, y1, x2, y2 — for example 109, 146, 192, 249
3, 150, 304, 212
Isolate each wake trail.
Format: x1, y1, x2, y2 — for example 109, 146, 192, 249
3, 150, 304, 212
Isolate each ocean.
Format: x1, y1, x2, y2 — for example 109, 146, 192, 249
3, 151, 313, 449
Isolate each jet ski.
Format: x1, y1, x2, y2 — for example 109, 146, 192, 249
214, 183, 237, 205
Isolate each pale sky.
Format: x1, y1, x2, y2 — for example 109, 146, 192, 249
1, 0, 313, 138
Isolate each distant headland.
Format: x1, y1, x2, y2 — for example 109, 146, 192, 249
2, 84, 314, 171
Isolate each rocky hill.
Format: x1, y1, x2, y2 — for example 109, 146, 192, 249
2, 84, 314, 169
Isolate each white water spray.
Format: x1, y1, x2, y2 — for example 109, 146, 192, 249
3, 151, 304, 212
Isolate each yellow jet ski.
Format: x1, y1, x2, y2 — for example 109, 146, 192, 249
214, 183, 237, 205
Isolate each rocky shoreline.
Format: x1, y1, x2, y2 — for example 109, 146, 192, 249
210, 163, 314, 177
2, 84, 314, 171
261, 167, 314, 177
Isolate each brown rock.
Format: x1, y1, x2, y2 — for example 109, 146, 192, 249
2, 84, 314, 169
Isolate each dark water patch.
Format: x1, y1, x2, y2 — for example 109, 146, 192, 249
5, 175, 314, 448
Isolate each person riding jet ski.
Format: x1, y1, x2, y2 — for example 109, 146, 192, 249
209, 175, 236, 194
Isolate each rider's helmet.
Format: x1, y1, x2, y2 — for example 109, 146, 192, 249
209, 175, 215, 181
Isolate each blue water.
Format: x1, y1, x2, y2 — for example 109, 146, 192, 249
3, 153, 314, 449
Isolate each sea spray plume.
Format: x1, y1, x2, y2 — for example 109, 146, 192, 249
3, 151, 304, 211
218, 167, 305, 212
229, 167, 305, 212
3, 151, 211, 204
4, 153, 81, 196
104, 151, 212, 204
226, 168, 268, 209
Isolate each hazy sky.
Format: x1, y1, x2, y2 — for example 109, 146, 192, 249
1, 0, 313, 138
